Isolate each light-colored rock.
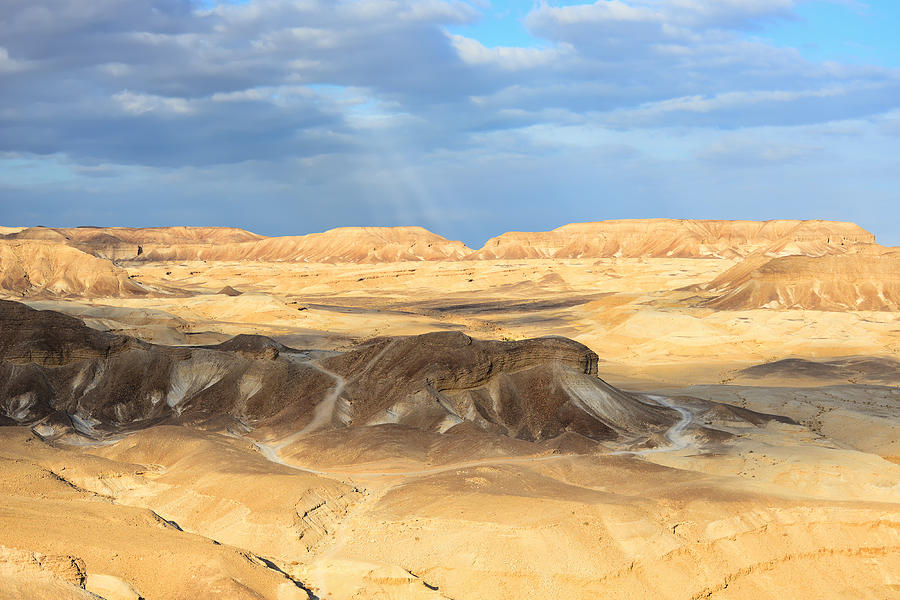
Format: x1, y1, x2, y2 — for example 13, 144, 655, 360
86, 573, 142, 600
465, 219, 875, 259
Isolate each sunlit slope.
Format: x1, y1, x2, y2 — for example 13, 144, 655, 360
466, 219, 874, 259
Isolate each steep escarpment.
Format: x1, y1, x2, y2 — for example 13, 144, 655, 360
0, 240, 146, 298
465, 219, 875, 260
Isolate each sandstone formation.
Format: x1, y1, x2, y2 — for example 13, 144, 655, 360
319, 331, 675, 442
3, 225, 263, 260
0, 240, 146, 298
0, 299, 333, 433
465, 219, 875, 260
3, 220, 878, 267
137, 226, 473, 263
0, 300, 679, 447
2, 225, 473, 263
701, 251, 900, 310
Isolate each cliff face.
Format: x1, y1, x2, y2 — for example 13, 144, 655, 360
465, 219, 876, 260
0, 301, 676, 443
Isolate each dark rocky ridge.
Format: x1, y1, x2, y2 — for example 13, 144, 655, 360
0, 300, 332, 435
321, 332, 673, 441
0, 299, 678, 444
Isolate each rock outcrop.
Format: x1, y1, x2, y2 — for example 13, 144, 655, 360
1, 220, 879, 268
740, 356, 900, 383
135, 226, 473, 263
318, 331, 673, 442
0, 300, 333, 433
0, 300, 676, 444
4, 226, 263, 261
700, 249, 900, 311
0, 240, 146, 298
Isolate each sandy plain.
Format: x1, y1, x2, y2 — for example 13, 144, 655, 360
1, 221, 900, 599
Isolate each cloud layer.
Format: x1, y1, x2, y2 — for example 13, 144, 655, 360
1, 0, 898, 244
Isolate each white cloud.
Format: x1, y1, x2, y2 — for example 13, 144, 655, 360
448, 34, 573, 70
602, 86, 854, 126
527, 0, 798, 33
112, 91, 194, 115
0, 46, 29, 74
0, 0, 897, 172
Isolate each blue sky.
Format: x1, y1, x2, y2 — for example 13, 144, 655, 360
1, 0, 899, 246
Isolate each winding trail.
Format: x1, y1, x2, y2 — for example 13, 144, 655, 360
250, 355, 347, 471
615, 394, 694, 456
652, 394, 693, 451
298, 362, 346, 436
253, 344, 398, 469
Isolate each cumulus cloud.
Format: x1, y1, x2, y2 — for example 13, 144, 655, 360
113, 90, 194, 115
0, 0, 899, 242
1, 0, 896, 166
449, 33, 574, 70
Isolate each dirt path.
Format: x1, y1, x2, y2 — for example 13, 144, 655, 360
614, 394, 694, 456
298, 362, 346, 436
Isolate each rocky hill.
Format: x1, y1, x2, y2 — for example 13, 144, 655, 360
0, 300, 677, 445
137, 226, 474, 263
2, 225, 473, 263
700, 248, 900, 311
0, 240, 146, 298
465, 219, 875, 260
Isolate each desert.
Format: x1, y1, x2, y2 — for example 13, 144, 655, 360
5, 0, 900, 596
1, 219, 899, 599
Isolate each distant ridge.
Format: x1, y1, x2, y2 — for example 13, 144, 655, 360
2, 225, 472, 263
464, 219, 875, 260
0, 220, 880, 271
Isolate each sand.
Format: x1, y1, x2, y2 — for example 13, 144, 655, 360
1, 220, 899, 599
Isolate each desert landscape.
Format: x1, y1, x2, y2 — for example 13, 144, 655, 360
1, 219, 899, 599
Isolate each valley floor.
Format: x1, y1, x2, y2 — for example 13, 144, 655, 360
3, 256, 900, 599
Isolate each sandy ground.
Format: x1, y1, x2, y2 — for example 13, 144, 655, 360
2, 398, 899, 599
17, 258, 900, 387
3, 255, 900, 598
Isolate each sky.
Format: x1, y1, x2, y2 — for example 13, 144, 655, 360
0, 0, 898, 247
